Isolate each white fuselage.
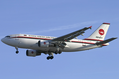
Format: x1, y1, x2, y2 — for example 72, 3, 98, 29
1, 34, 108, 52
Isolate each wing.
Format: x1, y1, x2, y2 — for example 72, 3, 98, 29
51, 26, 92, 41
95, 37, 117, 45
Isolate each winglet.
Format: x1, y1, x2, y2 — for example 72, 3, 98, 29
89, 26, 92, 29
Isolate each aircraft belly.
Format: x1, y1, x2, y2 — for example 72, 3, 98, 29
63, 42, 100, 52
78, 44, 100, 51
63, 42, 83, 52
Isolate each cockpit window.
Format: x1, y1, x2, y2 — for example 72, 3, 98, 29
6, 36, 10, 38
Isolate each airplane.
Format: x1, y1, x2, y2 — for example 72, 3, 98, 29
1, 23, 117, 60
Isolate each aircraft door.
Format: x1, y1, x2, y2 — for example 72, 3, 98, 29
14, 35, 21, 46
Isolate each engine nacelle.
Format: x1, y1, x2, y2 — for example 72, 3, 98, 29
38, 40, 55, 47
38, 40, 49, 47
26, 50, 41, 57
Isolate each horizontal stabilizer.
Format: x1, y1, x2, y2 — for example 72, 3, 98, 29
95, 37, 117, 45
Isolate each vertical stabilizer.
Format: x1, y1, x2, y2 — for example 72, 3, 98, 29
84, 23, 110, 41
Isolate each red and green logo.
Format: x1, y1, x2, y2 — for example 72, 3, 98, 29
99, 29, 104, 35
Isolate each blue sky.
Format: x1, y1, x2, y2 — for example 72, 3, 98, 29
0, 0, 119, 79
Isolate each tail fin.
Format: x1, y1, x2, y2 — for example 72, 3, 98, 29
84, 23, 110, 41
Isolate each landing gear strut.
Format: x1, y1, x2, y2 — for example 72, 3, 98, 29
15, 47, 19, 54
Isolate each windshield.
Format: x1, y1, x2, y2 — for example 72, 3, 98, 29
5, 36, 10, 38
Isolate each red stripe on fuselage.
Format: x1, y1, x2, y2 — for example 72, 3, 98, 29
12, 36, 52, 40
12, 36, 107, 46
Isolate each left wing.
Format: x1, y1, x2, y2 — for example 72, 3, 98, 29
51, 26, 92, 41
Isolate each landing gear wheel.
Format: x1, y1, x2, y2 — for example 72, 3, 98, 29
16, 51, 19, 54
51, 56, 54, 59
47, 57, 50, 60
47, 56, 54, 60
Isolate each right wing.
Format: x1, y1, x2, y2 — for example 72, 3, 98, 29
51, 26, 92, 42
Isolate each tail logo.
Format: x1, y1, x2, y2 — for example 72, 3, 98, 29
99, 29, 104, 35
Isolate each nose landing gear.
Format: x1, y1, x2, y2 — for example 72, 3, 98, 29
16, 51, 19, 54
15, 47, 19, 54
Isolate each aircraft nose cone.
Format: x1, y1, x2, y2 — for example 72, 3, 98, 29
1, 38, 7, 44
1, 38, 5, 43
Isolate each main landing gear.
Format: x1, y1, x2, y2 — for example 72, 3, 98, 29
47, 56, 54, 60
15, 47, 19, 54
47, 52, 54, 60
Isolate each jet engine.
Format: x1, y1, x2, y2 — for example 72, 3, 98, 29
38, 40, 55, 47
26, 50, 41, 57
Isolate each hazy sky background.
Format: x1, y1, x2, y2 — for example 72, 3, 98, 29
0, 0, 119, 79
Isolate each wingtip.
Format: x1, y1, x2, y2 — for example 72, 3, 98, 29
89, 26, 92, 29
115, 37, 118, 39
